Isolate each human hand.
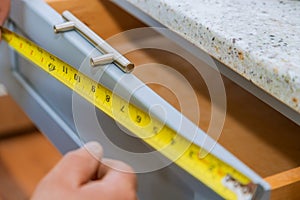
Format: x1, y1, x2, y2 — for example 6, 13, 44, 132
0, 0, 11, 40
31, 142, 137, 200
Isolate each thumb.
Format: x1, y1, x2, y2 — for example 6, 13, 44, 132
49, 141, 103, 187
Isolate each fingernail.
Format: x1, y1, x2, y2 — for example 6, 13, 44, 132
84, 141, 103, 160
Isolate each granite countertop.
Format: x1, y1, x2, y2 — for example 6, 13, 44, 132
125, 0, 300, 113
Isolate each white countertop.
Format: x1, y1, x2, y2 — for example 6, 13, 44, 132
125, 0, 300, 112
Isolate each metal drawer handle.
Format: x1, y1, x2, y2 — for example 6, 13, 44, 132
54, 11, 134, 73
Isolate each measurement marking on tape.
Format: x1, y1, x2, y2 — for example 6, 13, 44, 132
1, 27, 256, 200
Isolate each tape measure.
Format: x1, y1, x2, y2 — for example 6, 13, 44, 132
1, 27, 256, 200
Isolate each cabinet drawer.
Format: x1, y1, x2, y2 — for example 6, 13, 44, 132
47, 0, 300, 199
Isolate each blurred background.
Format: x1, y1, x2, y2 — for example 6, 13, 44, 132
0, 86, 61, 200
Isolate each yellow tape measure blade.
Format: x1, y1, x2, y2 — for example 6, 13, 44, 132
1, 26, 257, 200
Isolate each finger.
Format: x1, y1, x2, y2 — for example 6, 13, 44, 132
0, 0, 10, 42
0, 0, 11, 25
96, 159, 110, 180
48, 141, 103, 187
101, 158, 136, 187
83, 159, 137, 197
96, 158, 135, 180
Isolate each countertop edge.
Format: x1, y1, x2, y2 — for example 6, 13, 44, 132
124, 0, 300, 113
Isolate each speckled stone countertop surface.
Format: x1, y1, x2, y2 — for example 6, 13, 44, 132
125, 0, 300, 112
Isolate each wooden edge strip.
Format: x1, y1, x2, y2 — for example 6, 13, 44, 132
264, 166, 300, 190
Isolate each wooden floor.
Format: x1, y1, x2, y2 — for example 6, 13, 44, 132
0, 96, 62, 200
